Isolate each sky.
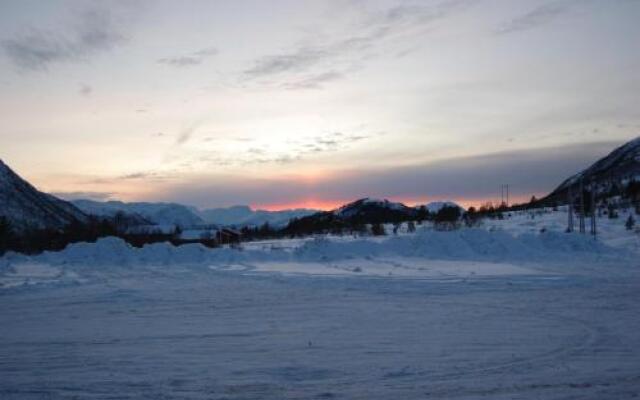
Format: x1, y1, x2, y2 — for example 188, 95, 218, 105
0, 0, 639, 211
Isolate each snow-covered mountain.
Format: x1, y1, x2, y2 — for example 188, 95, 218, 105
545, 136, 640, 201
334, 198, 415, 220
72, 200, 204, 227
0, 160, 88, 231
198, 205, 317, 227
290, 198, 416, 227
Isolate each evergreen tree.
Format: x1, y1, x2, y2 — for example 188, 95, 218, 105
371, 223, 386, 236
407, 221, 416, 233
435, 206, 461, 224
626, 214, 635, 230
0, 216, 12, 255
416, 206, 429, 223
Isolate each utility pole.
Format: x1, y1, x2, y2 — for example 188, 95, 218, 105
499, 184, 510, 208
590, 183, 597, 238
567, 186, 574, 232
506, 184, 510, 208
579, 178, 586, 234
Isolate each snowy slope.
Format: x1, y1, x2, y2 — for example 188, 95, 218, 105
335, 198, 409, 218
0, 159, 88, 231
285, 198, 464, 230
332, 198, 416, 221
72, 199, 204, 227
199, 205, 317, 227
547, 136, 640, 200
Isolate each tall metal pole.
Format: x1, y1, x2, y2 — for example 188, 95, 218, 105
568, 186, 574, 232
579, 178, 586, 234
590, 185, 597, 237
506, 184, 510, 208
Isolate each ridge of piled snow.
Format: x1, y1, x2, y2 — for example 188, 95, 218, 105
0, 228, 624, 272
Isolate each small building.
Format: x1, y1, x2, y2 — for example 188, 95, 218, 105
216, 228, 241, 244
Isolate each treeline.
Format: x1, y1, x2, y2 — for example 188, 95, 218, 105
0, 216, 218, 256
1, 205, 469, 256
282, 205, 464, 237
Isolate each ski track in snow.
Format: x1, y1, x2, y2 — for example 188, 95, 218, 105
1, 210, 640, 399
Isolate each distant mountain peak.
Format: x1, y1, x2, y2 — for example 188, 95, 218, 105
335, 198, 409, 218
198, 204, 318, 227
72, 199, 204, 227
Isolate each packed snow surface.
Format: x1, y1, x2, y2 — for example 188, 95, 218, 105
1, 210, 640, 399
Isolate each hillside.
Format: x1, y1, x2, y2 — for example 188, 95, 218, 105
72, 199, 204, 227
198, 205, 317, 227
0, 160, 88, 231
544, 136, 640, 204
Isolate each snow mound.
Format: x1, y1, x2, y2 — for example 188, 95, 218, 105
0, 227, 629, 289
293, 229, 618, 264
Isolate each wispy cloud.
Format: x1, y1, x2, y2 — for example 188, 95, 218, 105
175, 120, 207, 145
150, 141, 621, 209
496, 2, 573, 35
243, 0, 474, 88
78, 83, 92, 96
157, 47, 218, 67
81, 170, 174, 186
281, 71, 344, 90
2, 6, 129, 70
52, 190, 115, 201
183, 131, 373, 169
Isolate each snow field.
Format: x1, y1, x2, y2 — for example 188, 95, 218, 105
1, 210, 640, 399
0, 221, 631, 288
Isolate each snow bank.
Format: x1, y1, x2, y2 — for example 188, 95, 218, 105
293, 229, 620, 264
0, 228, 625, 274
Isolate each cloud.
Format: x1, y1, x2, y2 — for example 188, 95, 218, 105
78, 83, 92, 96
175, 121, 203, 145
147, 141, 621, 209
244, 47, 331, 78
496, 2, 573, 35
383, 0, 476, 26
157, 47, 218, 67
281, 71, 344, 90
80, 170, 174, 185
243, 0, 474, 87
246, 132, 371, 165
2, 6, 128, 70
242, 34, 380, 80
51, 191, 114, 201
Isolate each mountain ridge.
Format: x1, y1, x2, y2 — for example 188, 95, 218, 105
0, 159, 88, 231
543, 136, 640, 203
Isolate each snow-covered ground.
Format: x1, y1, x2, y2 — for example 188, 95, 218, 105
1, 210, 639, 399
